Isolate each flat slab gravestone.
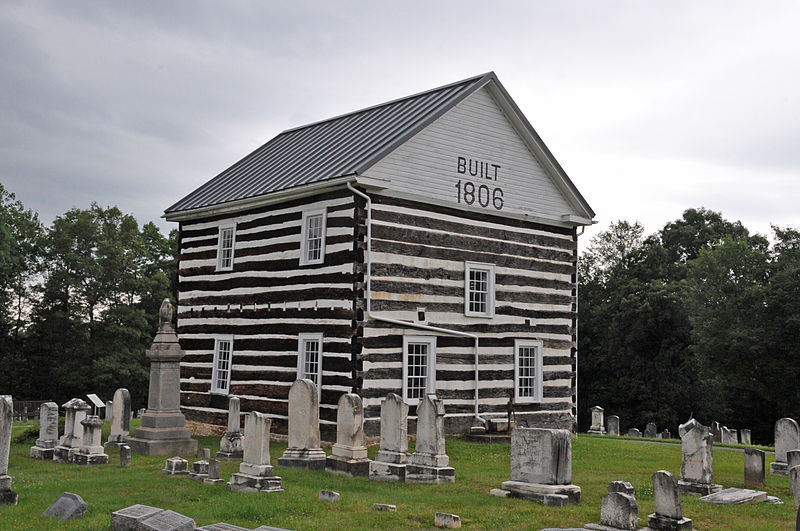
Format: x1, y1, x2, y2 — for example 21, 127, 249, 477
30, 401, 59, 460
588, 406, 606, 434
138, 509, 195, 531
217, 396, 243, 461
744, 448, 765, 487
699, 487, 767, 505
42, 492, 88, 520
277, 379, 326, 470
771, 417, 800, 475
406, 394, 455, 484
196, 524, 252, 531
0, 395, 18, 506
326, 393, 370, 477
369, 393, 410, 482
111, 504, 165, 530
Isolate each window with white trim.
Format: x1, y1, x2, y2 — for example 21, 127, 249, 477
402, 336, 436, 404
211, 335, 234, 394
465, 261, 495, 317
514, 339, 543, 403
297, 333, 323, 396
300, 209, 327, 265
216, 224, 236, 271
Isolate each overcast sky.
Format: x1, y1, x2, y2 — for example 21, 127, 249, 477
2, 1, 798, 248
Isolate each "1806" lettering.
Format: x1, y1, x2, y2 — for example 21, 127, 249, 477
455, 180, 504, 210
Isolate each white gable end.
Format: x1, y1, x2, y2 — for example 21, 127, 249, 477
363, 86, 579, 224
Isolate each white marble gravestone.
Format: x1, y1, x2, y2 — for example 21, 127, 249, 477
588, 406, 606, 434
30, 402, 59, 459
216, 396, 243, 460
406, 394, 455, 484
677, 418, 722, 495
74, 415, 108, 465
277, 379, 326, 470
500, 427, 581, 504
649, 470, 692, 530
369, 392, 410, 482
0, 395, 18, 505
229, 412, 283, 492
105, 388, 131, 447
326, 393, 370, 477
771, 417, 800, 475
54, 398, 91, 463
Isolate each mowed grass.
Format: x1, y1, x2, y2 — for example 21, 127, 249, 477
2, 424, 796, 530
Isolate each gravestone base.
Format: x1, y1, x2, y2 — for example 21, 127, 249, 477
216, 450, 243, 461
587, 428, 606, 435
406, 463, 455, 484
501, 480, 582, 505
369, 461, 407, 482
52, 446, 73, 463
769, 461, 788, 475
104, 437, 128, 449
229, 465, 283, 493
204, 477, 226, 486
326, 455, 370, 477
277, 448, 326, 470
677, 480, 722, 496
73, 452, 109, 465
189, 473, 209, 482
217, 433, 244, 461
30, 446, 55, 460
0, 476, 18, 506
128, 435, 198, 457
647, 513, 692, 530
585, 524, 635, 531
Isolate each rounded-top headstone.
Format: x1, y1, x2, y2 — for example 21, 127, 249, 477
776, 418, 800, 463
287, 379, 320, 450
652, 470, 682, 519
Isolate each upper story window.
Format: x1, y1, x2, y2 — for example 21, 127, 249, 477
216, 224, 236, 271
211, 335, 234, 394
402, 335, 436, 405
297, 332, 323, 397
300, 209, 327, 265
514, 339, 543, 403
464, 261, 495, 317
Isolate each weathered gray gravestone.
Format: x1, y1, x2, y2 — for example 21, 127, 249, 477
120, 445, 131, 467
699, 487, 767, 505
128, 299, 198, 456
744, 448, 765, 487
585, 481, 639, 530
711, 421, 721, 443
138, 509, 195, 530
500, 427, 581, 504
111, 504, 164, 530
74, 415, 109, 465
189, 460, 209, 482
229, 411, 283, 492
588, 406, 606, 434
677, 417, 722, 496
406, 394, 455, 484
607, 415, 620, 436
369, 392, 410, 482
791, 465, 800, 508
0, 395, 18, 505
104, 400, 113, 420
162, 456, 189, 475
720, 426, 732, 444
626, 428, 642, 437
789, 450, 800, 471
42, 492, 87, 520
648, 470, 692, 530
277, 379, 326, 469
740, 428, 752, 445
105, 388, 131, 447
54, 397, 90, 463
204, 458, 224, 485
644, 422, 658, 438
216, 396, 243, 460
326, 393, 370, 477
771, 417, 800, 475
30, 401, 59, 460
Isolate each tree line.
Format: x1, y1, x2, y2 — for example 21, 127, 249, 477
578, 208, 800, 444
0, 183, 176, 410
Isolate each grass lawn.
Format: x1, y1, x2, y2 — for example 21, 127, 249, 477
2, 424, 796, 530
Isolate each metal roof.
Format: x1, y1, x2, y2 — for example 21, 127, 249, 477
165, 72, 493, 214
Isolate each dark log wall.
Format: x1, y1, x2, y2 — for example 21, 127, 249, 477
177, 189, 359, 433
361, 193, 578, 434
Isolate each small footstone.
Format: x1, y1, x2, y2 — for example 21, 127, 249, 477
111, 504, 164, 530
120, 445, 131, 468
138, 509, 195, 530
42, 492, 88, 521
374, 503, 397, 511
319, 490, 340, 502
544, 493, 570, 507
203, 447, 211, 459
490, 488, 511, 498
434, 512, 461, 528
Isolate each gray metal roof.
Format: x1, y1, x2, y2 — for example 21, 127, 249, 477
165, 72, 493, 214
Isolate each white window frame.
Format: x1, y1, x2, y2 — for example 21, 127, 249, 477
299, 208, 327, 266
402, 335, 436, 405
216, 223, 237, 271
514, 339, 543, 404
297, 332, 323, 398
464, 261, 496, 317
211, 335, 234, 395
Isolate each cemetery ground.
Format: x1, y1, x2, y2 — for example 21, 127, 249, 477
5, 422, 797, 530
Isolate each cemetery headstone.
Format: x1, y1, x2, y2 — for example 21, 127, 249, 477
720, 426, 732, 444
771, 417, 800, 475
585, 481, 639, 530
406, 394, 455, 484
54, 397, 90, 463
369, 392, 411, 482
111, 504, 164, 530
644, 422, 658, 438
104, 400, 113, 420
189, 460, 209, 482
789, 450, 800, 472
162, 456, 189, 475
326, 393, 370, 477
138, 509, 195, 530
588, 406, 606, 434
744, 448, 765, 487
434, 512, 461, 529
625, 428, 641, 437
203, 447, 211, 459
42, 492, 87, 520
105, 388, 131, 447
120, 445, 131, 467
319, 490, 340, 502
229, 411, 283, 492
711, 421, 721, 443
0, 395, 18, 505
740, 429, 752, 445
128, 299, 198, 456
204, 458, 224, 485
662, 429, 671, 440
74, 415, 109, 465
678, 417, 722, 495
277, 379, 326, 469
648, 470, 692, 530
500, 427, 581, 504
791, 466, 800, 508
216, 396, 243, 460
731, 429, 739, 444
607, 415, 620, 436
30, 401, 59, 460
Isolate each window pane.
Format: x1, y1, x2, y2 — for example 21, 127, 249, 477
406, 342, 428, 400
517, 346, 536, 398
214, 339, 232, 392
469, 268, 489, 314
219, 227, 234, 269
305, 214, 323, 262
302, 339, 320, 385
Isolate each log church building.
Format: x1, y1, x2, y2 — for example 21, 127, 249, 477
165, 72, 595, 437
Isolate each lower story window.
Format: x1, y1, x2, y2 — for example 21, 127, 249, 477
403, 335, 436, 404
515, 339, 543, 403
298, 333, 323, 395
211, 335, 234, 394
